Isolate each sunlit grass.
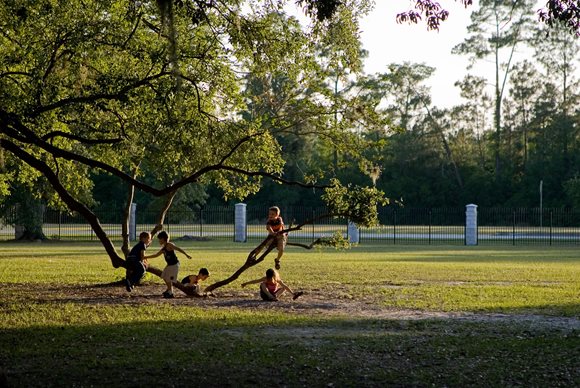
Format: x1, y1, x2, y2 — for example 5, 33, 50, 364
0, 242, 578, 315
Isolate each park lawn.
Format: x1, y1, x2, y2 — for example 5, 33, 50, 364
0, 241, 578, 386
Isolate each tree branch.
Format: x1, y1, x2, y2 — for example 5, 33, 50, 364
0, 139, 126, 268
41, 131, 124, 144
29, 71, 172, 117
203, 211, 338, 293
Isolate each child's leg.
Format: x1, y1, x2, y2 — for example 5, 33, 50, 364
273, 287, 287, 298
279, 283, 303, 300
161, 264, 178, 296
164, 278, 173, 293
260, 283, 277, 301
130, 261, 145, 285
274, 235, 285, 269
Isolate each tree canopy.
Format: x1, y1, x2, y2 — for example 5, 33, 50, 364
0, 0, 387, 265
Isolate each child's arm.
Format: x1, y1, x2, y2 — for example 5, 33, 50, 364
241, 277, 266, 288
166, 242, 192, 259
143, 249, 163, 260
277, 280, 294, 294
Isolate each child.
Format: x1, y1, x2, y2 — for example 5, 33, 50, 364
181, 268, 210, 296
266, 206, 287, 270
124, 231, 152, 292
241, 268, 303, 301
144, 231, 191, 298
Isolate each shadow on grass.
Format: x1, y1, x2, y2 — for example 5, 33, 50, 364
1, 281, 579, 386
0, 311, 578, 388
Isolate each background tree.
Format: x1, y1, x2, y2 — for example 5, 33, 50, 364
452, 0, 536, 179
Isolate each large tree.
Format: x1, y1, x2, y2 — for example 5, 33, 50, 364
0, 0, 387, 281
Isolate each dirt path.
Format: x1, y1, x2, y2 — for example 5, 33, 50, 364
3, 282, 577, 332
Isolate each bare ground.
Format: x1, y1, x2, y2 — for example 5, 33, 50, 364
2, 282, 578, 332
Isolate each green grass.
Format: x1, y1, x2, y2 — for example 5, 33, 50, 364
0, 242, 578, 386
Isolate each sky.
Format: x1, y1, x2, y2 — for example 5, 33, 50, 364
358, 1, 477, 108
358, 0, 580, 109
286, 1, 577, 109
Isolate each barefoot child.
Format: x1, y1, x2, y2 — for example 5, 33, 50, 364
266, 206, 287, 270
124, 231, 152, 292
181, 268, 210, 296
241, 268, 303, 301
145, 231, 191, 298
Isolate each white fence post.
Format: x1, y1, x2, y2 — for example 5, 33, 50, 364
234, 203, 247, 242
129, 202, 137, 241
465, 204, 478, 246
348, 221, 359, 244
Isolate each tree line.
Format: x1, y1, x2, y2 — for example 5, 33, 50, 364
166, 0, 580, 211
0, 0, 578, 254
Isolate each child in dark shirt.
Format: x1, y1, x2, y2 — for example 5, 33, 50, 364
124, 232, 152, 292
181, 268, 210, 296
145, 231, 191, 298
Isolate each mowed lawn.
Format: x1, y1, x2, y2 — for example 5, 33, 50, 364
0, 241, 578, 387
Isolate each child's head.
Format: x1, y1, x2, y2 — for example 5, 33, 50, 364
139, 232, 152, 245
157, 231, 169, 244
265, 268, 279, 281
268, 206, 280, 219
198, 267, 210, 281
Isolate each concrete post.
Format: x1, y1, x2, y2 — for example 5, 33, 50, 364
129, 203, 137, 242
465, 204, 478, 246
234, 203, 247, 242
348, 221, 359, 244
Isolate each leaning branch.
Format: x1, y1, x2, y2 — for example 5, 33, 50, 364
203, 212, 337, 293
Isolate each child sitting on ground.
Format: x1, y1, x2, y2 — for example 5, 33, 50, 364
144, 231, 191, 298
241, 268, 303, 301
181, 268, 210, 296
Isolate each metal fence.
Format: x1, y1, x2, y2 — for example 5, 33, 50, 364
2, 205, 580, 245
478, 208, 580, 245
359, 207, 466, 245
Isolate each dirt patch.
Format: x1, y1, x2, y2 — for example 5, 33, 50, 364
1, 282, 578, 331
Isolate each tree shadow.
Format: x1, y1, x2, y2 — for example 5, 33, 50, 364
0, 307, 578, 387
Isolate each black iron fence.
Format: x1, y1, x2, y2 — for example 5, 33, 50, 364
360, 207, 466, 245
2, 204, 580, 245
478, 208, 580, 245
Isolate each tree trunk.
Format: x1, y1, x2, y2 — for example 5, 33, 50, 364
14, 201, 46, 240
204, 235, 278, 293
121, 168, 138, 257
152, 191, 177, 238
2, 140, 126, 267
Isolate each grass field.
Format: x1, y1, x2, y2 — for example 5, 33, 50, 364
0, 241, 578, 387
